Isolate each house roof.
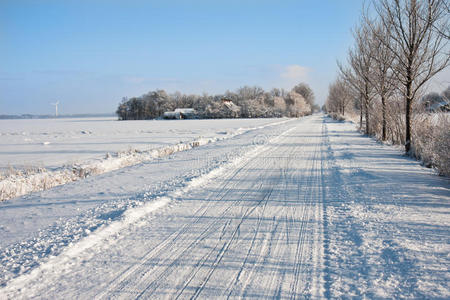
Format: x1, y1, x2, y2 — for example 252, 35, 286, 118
174, 108, 196, 113
223, 101, 240, 112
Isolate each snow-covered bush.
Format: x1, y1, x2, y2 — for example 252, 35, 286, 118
329, 113, 346, 122
412, 113, 450, 176
412, 114, 435, 167
433, 115, 450, 176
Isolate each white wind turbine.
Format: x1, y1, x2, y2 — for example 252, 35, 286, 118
50, 101, 59, 117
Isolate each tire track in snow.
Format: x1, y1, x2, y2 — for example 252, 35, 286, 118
223, 171, 281, 298
140, 147, 280, 299
133, 178, 266, 299
177, 177, 269, 299
97, 152, 262, 299
130, 124, 302, 299
237, 142, 298, 299
228, 121, 325, 299
97, 126, 297, 299
190, 185, 274, 300
219, 135, 299, 299
288, 132, 321, 299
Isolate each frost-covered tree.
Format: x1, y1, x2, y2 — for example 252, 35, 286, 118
339, 20, 375, 134
372, 0, 449, 152
292, 83, 315, 108
326, 78, 355, 116
116, 83, 315, 120
366, 19, 396, 140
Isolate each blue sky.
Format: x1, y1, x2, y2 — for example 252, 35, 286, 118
2, 0, 369, 114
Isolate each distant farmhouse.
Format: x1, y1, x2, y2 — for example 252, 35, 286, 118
163, 108, 197, 119
221, 98, 241, 118
163, 99, 241, 120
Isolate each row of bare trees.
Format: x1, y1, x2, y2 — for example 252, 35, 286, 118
326, 0, 449, 153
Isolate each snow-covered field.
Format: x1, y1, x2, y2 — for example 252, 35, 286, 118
0, 117, 289, 201
0, 117, 284, 170
0, 114, 448, 298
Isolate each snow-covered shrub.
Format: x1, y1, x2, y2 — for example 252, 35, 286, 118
385, 98, 405, 144
329, 113, 345, 122
412, 113, 450, 176
431, 114, 450, 176
412, 114, 435, 167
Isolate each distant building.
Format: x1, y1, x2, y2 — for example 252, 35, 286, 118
163, 108, 197, 119
221, 98, 241, 117
222, 98, 233, 104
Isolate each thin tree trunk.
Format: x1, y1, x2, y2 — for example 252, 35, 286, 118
360, 98, 363, 131
405, 72, 412, 153
365, 99, 369, 135
381, 95, 386, 141
405, 97, 412, 153
364, 83, 370, 135
364, 80, 370, 135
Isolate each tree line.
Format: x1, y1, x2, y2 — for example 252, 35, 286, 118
325, 0, 449, 176
325, 0, 448, 152
116, 83, 318, 120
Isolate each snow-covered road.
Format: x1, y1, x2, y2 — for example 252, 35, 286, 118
0, 115, 449, 299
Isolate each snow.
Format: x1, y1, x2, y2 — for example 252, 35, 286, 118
322, 117, 450, 298
0, 117, 290, 201
0, 114, 448, 298
0, 117, 284, 171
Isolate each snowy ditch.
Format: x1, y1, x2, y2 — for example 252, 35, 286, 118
0, 119, 292, 201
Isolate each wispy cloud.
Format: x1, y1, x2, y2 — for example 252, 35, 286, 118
280, 65, 309, 82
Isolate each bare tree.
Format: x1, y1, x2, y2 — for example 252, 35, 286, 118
326, 78, 354, 116
367, 20, 397, 140
338, 64, 365, 130
339, 20, 375, 134
372, 0, 450, 152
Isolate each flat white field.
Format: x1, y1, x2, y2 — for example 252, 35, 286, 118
0, 117, 282, 171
